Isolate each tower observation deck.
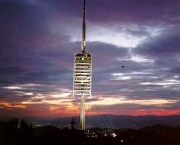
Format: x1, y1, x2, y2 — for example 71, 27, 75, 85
73, 0, 92, 130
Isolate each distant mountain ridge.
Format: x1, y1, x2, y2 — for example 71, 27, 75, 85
32, 115, 180, 129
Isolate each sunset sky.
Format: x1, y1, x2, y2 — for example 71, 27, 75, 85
0, 0, 180, 119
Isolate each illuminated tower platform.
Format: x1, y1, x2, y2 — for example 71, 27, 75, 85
73, 0, 92, 130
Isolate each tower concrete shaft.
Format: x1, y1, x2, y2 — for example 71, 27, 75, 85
80, 95, 85, 130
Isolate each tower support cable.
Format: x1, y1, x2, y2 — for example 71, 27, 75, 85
51, 106, 66, 126
94, 104, 107, 128
55, 106, 66, 128
97, 105, 114, 129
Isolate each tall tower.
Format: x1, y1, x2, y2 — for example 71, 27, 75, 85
73, 0, 92, 131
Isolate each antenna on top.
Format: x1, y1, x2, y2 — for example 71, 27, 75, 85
81, 0, 86, 54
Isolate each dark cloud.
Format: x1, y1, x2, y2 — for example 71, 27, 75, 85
134, 33, 180, 58
44, 0, 180, 24
171, 67, 180, 75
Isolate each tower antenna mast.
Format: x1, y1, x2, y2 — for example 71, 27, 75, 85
82, 0, 86, 53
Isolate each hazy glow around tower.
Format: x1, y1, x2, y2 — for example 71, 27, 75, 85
71, 28, 144, 48
88, 32, 144, 48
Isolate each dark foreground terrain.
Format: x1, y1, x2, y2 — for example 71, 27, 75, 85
1, 119, 180, 145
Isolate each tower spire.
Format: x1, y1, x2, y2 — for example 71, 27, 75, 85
81, 0, 86, 54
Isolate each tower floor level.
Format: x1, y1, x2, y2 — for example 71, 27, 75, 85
73, 53, 92, 96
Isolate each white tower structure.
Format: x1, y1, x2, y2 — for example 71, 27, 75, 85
73, 0, 92, 130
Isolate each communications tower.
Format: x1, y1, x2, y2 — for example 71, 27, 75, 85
73, 0, 92, 130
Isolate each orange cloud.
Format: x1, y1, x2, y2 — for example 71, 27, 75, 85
0, 102, 26, 109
